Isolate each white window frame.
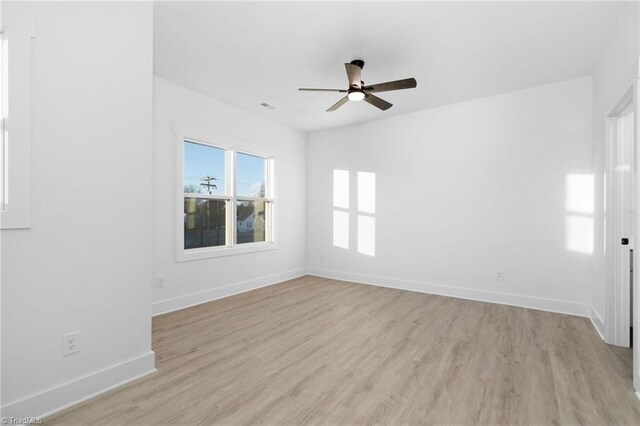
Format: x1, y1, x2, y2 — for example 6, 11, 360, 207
175, 126, 276, 262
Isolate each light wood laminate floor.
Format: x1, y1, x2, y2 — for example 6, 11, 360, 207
48, 276, 640, 425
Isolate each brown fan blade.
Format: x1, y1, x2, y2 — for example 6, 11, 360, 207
299, 88, 348, 92
364, 78, 417, 93
326, 96, 349, 112
364, 94, 392, 111
345, 63, 362, 88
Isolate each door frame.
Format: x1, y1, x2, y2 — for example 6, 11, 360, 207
605, 87, 635, 348
634, 80, 640, 394
604, 82, 640, 393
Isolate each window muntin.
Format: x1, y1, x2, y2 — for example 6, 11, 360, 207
181, 138, 273, 256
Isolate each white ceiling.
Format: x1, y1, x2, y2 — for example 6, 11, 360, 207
154, 1, 619, 133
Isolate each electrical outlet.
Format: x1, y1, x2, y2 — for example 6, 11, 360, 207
156, 276, 166, 288
496, 270, 505, 281
61, 332, 80, 356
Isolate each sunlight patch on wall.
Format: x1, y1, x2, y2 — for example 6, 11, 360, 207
357, 215, 375, 256
566, 215, 594, 254
357, 172, 376, 214
333, 210, 349, 249
332, 169, 350, 249
333, 169, 349, 209
566, 173, 594, 214
565, 173, 594, 254
332, 169, 377, 255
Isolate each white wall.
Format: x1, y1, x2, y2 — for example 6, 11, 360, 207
307, 77, 594, 316
0, 1, 632, 419
152, 78, 307, 315
1, 2, 155, 417
590, 1, 639, 338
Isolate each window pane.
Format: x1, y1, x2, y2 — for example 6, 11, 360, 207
237, 200, 266, 244
236, 152, 266, 197
184, 141, 226, 196
184, 198, 226, 249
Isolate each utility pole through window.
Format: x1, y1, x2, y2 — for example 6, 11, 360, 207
200, 175, 218, 194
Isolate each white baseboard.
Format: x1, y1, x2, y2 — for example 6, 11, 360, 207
590, 306, 606, 340
308, 267, 592, 318
152, 268, 307, 316
1, 351, 156, 420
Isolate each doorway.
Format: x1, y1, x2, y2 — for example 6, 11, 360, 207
606, 86, 639, 392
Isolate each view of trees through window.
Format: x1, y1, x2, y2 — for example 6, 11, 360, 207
184, 198, 226, 249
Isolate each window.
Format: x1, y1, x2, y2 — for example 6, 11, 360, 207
1, 29, 6, 212
183, 141, 228, 249
178, 131, 274, 261
236, 152, 271, 244
0, 20, 34, 230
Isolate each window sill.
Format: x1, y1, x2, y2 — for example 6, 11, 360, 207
176, 241, 277, 262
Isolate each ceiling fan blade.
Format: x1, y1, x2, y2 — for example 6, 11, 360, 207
364, 78, 417, 93
326, 96, 349, 112
345, 63, 362, 88
299, 88, 348, 92
364, 94, 393, 111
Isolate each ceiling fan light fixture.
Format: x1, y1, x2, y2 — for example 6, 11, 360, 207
347, 90, 365, 102
299, 60, 416, 112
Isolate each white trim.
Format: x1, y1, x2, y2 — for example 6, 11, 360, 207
308, 267, 592, 318
236, 196, 273, 202
153, 268, 306, 316
1, 351, 156, 419
609, 87, 635, 118
177, 241, 278, 262
634, 78, 640, 393
231, 145, 237, 244
590, 305, 606, 340
183, 193, 230, 201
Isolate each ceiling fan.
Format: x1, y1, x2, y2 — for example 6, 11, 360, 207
299, 59, 417, 112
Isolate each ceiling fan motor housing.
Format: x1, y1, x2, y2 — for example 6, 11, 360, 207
349, 60, 366, 89
350, 59, 365, 69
